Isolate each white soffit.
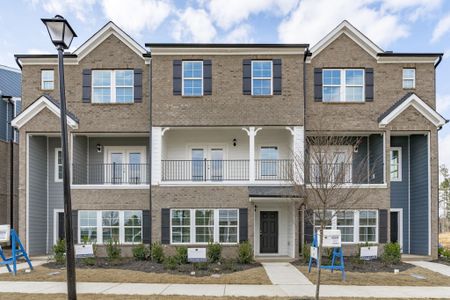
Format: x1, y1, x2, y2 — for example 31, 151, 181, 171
11, 95, 78, 129
379, 93, 447, 129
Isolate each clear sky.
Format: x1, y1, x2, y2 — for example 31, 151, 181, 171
1, 0, 450, 169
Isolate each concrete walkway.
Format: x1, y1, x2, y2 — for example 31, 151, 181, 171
262, 262, 313, 285
1, 281, 450, 298
0, 258, 46, 274
409, 261, 450, 277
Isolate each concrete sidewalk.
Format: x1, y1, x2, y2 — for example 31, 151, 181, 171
1, 281, 450, 298
409, 261, 450, 277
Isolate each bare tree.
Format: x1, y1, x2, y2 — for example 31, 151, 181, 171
290, 132, 382, 300
439, 165, 450, 233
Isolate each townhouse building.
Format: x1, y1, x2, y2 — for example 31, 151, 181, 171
12, 21, 446, 259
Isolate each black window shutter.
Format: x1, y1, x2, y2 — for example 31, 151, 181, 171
134, 68, 143, 103
161, 208, 170, 244
71, 210, 78, 244
243, 59, 252, 95
314, 68, 322, 102
203, 60, 212, 95
304, 209, 314, 244
142, 210, 151, 244
379, 209, 388, 243
273, 59, 282, 95
239, 208, 248, 243
82, 69, 91, 103
365, 68, 374, 102
173, 60, 182, 96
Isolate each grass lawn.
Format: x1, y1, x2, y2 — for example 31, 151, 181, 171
440, 232, 450, 248
0, 264, 270, 285
298, 265, 450, 286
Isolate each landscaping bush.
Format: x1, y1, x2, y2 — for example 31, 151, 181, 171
193, 262, 209, 270
175, 246, 188, 264
53, 239, 66, 265
438, 245, 445, 257
237, 241, 253, 264
151, 242, 165, 263
163, 256, 178, 270
442, 248, 450, 261
302, 243, 311, 263
207, 242, 222, 263
381, 242, 401, 264
132, 244, 150, 261
106, 240, 121, 261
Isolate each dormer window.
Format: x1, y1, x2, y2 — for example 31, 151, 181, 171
92, 70, 134, 103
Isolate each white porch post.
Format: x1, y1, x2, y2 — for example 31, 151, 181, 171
248, 127, 256, 183
151, 127, 162, 185
287, 126, 304, 184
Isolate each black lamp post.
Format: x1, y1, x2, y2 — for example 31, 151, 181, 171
41, 15, 78, 300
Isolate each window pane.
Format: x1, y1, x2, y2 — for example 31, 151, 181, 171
183, 61, 202, 78
345, 86, 363, 101
196, 226, 214, 243
172, 227, 190, 243
80, 228, 97, 242
93, 87, 111, 103
403, 69, 415, 79
252, 79, 271, 95
195, 210, 214, 226
252, 61, 272, 78
345, 70, 363, 85
403, 79, 414, 89
360, 227, 376, 242
102, 211, 119, 226
337, 211, 354, 226
124, 211, 142, 226
116, 87, 133, 103
43, 81, 54, 90
323, 86, 340, 101
172, 210, 190, 226
183, 79, 202, 96
219, 227, 237, 243
42, 70, 54, 81
115, 70, 133, 86
323, 70, 340, 85
103, 227, 120, 243
93, 70, 111, 86
125, 227, 142, 243
219, 210, 238, 226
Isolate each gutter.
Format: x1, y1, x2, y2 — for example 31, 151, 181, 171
434, 54, 443, 69
15, 57, 22, 70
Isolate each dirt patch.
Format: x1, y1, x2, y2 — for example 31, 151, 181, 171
433, 258, 450, 266
293, 258, 413, 273
440, 232, 450, 248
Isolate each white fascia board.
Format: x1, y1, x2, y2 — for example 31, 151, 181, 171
11, 96, 78, 129
379, 94, 447, 128
309, 20, 383, 60
74, 22, 146, 61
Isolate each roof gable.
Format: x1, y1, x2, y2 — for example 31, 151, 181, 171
11, 95, 78, 129
309, 20, 383, 60
378, 93, 447, 129
73, 22, 147, 61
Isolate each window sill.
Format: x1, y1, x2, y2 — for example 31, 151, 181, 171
90, 102, 135, 105
181, 95, 204, 98
320, 101, 366, 104
40, 88, 55, 92
251, 95, 274, 98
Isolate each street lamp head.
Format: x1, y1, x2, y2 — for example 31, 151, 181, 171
41, 15, 77, 50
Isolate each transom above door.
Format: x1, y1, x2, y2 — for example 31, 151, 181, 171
104, 146, 147, 184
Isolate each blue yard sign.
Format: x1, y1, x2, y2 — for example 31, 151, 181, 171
0, 227, 33, 275
308, 231, 346, 281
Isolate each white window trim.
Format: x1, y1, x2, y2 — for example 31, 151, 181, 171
402, 68, 416, 89
182, 61, 203, 96
336, 211, 356, 243
91, 70, 134, 103
251, 60, 273, 96
322, 69, 365, 102
55, 148, 63, 182
41, 70, 55, 90
170, 208, 239, 245
390, 147, 402, 182
77, 210, 143, 245
313, 210, 378, 244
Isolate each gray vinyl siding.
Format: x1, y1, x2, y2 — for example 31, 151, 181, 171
369, 134, 384, 184
47, 138, 63, 250
390, 136, 409, 253
0, 99, 6, 141
73, 136, 88, 184
352, 136, 368, 183
28, 136, 48, 255
410, 134, 429, 255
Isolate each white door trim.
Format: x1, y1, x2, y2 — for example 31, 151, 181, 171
53, 209, 64, 246
391, 208, 403, 253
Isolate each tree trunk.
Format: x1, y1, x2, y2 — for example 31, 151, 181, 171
315, 226, 324, 300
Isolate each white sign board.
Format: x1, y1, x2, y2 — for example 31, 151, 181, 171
360, 246, 378, 260
188, 248, 207, 263
75, 244, 94, 258
0, 225, 10, 243
318, 229, 341, 248
310, 246, 318, 259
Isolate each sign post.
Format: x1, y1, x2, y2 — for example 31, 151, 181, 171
0, 227, 33, 275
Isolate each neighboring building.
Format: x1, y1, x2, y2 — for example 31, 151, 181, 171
13, 20, 446, 259
0, 65, 21, 227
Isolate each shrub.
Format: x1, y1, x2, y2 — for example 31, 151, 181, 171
381, 242, 401, 265
237, 241, 253, 264
53, 239, 66, 265
207, 242, 222, 263
106, 240, 121, 261
193, 262, 209, 270
151, 242, 165, 263
132, 244, 150, 261
302, 243, 311, 263
163, 256, 178, 270
442, 248, 450, 261
175, 246, 188, 264
438, 245, 445, 257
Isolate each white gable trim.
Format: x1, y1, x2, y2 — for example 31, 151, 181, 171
379, 94, 447, 129
11, 96, 78, 129
73, 22, 147, 61
308, 20, 383, 61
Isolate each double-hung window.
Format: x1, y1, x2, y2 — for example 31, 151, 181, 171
79, 211, 98, 243
402, 69, 415, 89
359, 210, 377, 242
390, 147, 402, 181
218, 209, 238, 243
336, 211, 355, 243
41, 70, 54, 90
55, 148, 63, 182
195, 209, 214, 243
102, 211, 120, 243
171, 209, 191, 243
124, 211, 142, 243
182, 61, 203, 96
92, 70, 134, 103
323, 69, 364, 102
252, 61, 272, 96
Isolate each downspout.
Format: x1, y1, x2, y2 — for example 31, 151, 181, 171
15, 57, 23, 70
301, 47, 309, 253
148, 54, 153, 245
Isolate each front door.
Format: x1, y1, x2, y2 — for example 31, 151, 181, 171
260, 211, 278, 254
390, 210, 403, 252
57, 212, 65, 242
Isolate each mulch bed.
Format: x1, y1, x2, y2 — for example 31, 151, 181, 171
293, 257, 413, 273
434, 258, 450, 266
43, 258, 261, 277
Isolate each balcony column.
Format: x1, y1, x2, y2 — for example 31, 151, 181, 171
152, 127, 163, 185
286, 126, 304, 184
243, 127, 261, 183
